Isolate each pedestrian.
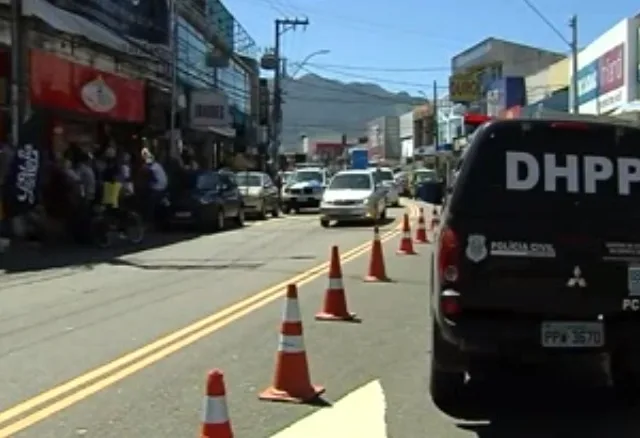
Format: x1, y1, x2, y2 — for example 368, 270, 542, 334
140, 148, 168, 223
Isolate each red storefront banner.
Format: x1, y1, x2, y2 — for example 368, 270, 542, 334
29, 50, 145, 122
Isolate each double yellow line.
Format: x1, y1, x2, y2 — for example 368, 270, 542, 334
0, 205, 418, 436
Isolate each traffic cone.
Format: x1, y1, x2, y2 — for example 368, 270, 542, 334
364, 226, 391, 282
259, 284, 325, 403
431, 207, 441, 231
397, 213, 417, 255
415, 208, 428, 243
201, 369, 233, 438
316, 246, 358, 322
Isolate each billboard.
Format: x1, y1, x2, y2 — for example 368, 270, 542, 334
449, 72, 481, 103
575, 43, 625, 113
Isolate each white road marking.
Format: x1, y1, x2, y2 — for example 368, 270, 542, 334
270, 380, 387, 437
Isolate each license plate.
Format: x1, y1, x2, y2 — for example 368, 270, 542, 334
297, 196, 307, 202
541, 321, 604, 348
175, 211, 192, 218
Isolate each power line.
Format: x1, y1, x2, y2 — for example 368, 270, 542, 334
520, 0, 571, 46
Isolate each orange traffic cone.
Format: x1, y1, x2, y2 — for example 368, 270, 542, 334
201, 369, 234, 438
415, 208, 428, 243
397, 213, 417, 255
316, 246, 358, 322
364, 226, 391, 282
259, 284, 325, 403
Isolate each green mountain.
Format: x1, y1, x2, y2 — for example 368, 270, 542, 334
279, 73, 422, 152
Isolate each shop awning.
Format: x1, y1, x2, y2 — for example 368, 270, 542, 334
21, 0, 146, 56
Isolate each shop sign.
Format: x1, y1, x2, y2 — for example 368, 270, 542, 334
449, 72, 481, 103
189, 89, 232, 130
29, 50, 145, 122
575, 43, 625, 113
45, 0, 170, 44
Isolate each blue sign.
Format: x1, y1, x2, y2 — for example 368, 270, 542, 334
576, 60, 599, 105
350, 148, 369, 169
486, 77, 526, 116
46, 0, 170, 44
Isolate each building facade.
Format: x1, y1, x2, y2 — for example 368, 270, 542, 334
399, 110, 414, 160
571, 17, 640, 115
366, 116, 401, 162
449, 38, 565, 111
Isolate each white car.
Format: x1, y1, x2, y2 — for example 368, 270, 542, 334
281, 167, 328, 213
370, 167, 400, 207
319, 169, 387, 227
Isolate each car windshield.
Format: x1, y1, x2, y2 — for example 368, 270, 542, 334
376, 170, 394, 181
293, 171, 323, 183
329, 173, 372, 190
187, 172, 219, 190
236, 173, 262, 187
415, 170, 437, 182
452, 120, 640, 218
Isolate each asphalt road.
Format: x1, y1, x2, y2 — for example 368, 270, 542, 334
3, 202, 640, 437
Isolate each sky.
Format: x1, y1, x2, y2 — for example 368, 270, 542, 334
225, 0, 638, 96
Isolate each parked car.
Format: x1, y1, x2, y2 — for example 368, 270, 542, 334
158, 169, 245, 231
319, 169, 387, 227
370, 166, 400, 207
410, 168, 438, 198
236, 171, 279, 219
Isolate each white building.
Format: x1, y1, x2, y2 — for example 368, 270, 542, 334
399, 111, 414, 159
570, 16, 640, 114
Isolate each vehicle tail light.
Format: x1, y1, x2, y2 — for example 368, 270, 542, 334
440, 290, 461, 317
438, 226, 460, 283
550, 121, 589, 130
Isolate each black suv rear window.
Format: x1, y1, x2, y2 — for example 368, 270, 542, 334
450, 120, 640, 218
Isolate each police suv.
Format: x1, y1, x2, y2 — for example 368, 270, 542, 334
281, 167, 328, 213
430, 117, 640, 411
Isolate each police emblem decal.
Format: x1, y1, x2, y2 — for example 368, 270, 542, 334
466, 234, 488, 263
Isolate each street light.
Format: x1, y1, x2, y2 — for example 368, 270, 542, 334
287, 49, 330, 79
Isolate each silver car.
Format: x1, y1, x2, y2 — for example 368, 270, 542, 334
236, 171, 280, 219
319, 170, 387, 227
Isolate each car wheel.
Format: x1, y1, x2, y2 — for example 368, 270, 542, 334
235, 206, 245, 227
320, 218, 330, 228
258, 201, 267, 220
281, 204, 291, 214
271, 202, 280, 218
430, 323, 467, 416
214, 208, 225, 231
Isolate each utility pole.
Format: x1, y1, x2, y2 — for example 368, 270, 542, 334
10, 0, 22, 146
569, 14, 579, 114
272, 17, 309, 170
169, 0, 179, 158
432, 80, 438, 147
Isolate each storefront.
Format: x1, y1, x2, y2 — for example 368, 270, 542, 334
571, 17, 637, 115
187, 88, 236, 169
28, 49, 146, 158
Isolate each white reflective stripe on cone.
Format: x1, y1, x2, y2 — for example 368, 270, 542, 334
202, 395, 230, 424
403, 231, 411, 238
282, 298, 302, 322
328, 277, 343, 290
278, 334, 305, 353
